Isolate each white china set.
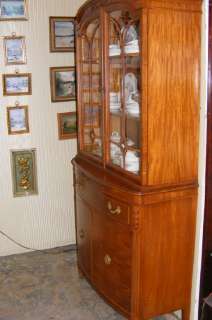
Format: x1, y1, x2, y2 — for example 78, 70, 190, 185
110, 131, 139, 173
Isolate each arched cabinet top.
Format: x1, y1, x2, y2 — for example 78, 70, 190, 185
76, 0, 202, 25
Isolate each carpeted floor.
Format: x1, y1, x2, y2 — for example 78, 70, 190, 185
0, 247, 181, 320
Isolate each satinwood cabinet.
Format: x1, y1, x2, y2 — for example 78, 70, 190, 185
72, 0, 202, 319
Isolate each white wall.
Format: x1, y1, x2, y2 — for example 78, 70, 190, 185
0, 0, 85, 256
191, 0, 208, 319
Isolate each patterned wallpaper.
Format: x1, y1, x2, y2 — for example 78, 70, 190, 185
0, 0, 85, 256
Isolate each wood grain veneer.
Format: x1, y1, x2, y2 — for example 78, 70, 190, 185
147, 8, 201, 186
73, 0, 202, 319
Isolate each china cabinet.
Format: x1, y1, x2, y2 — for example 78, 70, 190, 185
72, 0, 202, 319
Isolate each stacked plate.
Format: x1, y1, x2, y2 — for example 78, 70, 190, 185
109, 44, 121, 56
110, 92, 121, 112
125, 150, 140, 173
126, 100, 140, 116
110, 143, 123, 167
124, 40, 139, 54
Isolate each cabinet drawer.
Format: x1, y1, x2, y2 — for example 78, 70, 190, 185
92, 211, 132, 313
102, 196, 130, 225
74, 169, 103, 208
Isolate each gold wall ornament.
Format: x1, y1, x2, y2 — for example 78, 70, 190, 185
11, 149, 38, 197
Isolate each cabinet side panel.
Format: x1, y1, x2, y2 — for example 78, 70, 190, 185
147, 9, 201, 186
140, 194, 197, 318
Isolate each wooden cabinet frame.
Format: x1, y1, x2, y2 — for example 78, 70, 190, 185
73, 1, 202, 319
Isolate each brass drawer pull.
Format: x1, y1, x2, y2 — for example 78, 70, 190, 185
79, 229, 85, 239
104, 254, 112, 265
107, 201, 121, 215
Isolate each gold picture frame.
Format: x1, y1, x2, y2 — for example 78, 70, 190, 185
50, 66, 76, 102
57, 112, 77, 140
49, 16, 75, 52
3, 73, 32, 96
0, 0, 28, 21
7, 105, 29, 135
11, 149, 38, 197
4, 35, 27, 65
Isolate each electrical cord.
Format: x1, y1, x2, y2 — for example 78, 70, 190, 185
0, 229, 75, 254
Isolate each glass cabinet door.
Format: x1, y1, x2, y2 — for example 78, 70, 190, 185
108, 11, 141, 175
80, 19, 103, 159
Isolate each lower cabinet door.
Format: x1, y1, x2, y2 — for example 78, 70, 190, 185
75, 195, 92, 279
92, 210, 132, 315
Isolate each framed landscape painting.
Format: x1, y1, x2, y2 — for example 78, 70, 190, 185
0, 0, 28, 20
4, 36, 27, 65
50, 66, 76, 102
7, 105, 29, 135
57, 112, 77, 140
49, 16, 75, 52
11, 149, 38, 197
3, 73, 32, 96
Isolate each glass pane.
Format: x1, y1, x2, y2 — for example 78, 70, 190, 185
125, 117, 140, 149
110, 114, 121, 143
110, 143, 123, 168
82, 36, 89, 61
81, 19, 103, 159
108, 11, 141, 175
125, 150, 140, 175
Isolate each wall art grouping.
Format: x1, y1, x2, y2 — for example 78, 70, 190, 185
1, 5, 78, 196
49, 16, 77, 140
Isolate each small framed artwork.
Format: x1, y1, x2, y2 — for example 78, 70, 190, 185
0, 0, 28, 21
7, 105, 29, 135
11, 149, 38, 197
3, 73, 32, 96
57, 112, 77, 140
4, 36, 27, 65
49, 16, 75, 52
50, 66, 76, 102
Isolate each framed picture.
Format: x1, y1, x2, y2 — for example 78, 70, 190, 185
0, 0, 28, 20
7, 105, 29, 135
11, 149, 38, 197
57, 112, 77, 140
4, 36, 27, 65
49, 16, 75, 52
50, 66, 76, 102
3, 73, 32, 96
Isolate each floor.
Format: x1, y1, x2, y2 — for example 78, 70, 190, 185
0, 247, 181, 320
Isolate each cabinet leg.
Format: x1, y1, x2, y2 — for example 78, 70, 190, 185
182, 307, 190, 320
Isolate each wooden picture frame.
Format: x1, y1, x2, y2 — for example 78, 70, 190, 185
50, 66, 76, 102
4, 35, 27, 65
0, 0, 28, 21
49, 16, 75, 52
11, 149, 38, 197
57, 112, 77, 140
3, 73, 32, 96
7, 105, 29, 135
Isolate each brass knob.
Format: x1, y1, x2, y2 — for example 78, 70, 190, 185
79, 229, 85, 239
107, 201, 121, 215
104, 254, 112, 265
